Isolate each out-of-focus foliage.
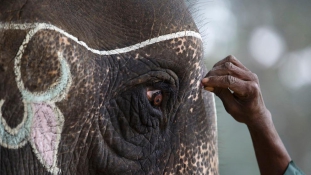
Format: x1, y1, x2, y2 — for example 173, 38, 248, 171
188, 0, 311, 174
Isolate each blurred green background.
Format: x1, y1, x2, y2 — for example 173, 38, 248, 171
189, 0, 311, 174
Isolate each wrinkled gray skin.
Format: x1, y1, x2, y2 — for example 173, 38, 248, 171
0, 0, 218, 174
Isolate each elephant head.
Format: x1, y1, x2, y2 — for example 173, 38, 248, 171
0, 0, 218, 174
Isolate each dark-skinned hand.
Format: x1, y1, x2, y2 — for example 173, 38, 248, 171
202, 55, 293, 175
201, 55, 270, 126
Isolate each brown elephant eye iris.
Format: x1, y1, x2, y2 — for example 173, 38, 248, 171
147, 89, 163, 107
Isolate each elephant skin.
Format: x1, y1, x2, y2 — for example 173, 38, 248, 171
0, 0, 218, 174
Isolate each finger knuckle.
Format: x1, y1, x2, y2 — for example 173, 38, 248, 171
224, 62, 233, 70
252, 73, 259, 82
250, 82, 260, 93
225, 55, 236, 62
225, 75, 236, 85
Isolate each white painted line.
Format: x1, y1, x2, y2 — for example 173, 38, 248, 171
0, 22, 202, 56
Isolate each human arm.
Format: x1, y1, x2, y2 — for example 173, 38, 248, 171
201, 55, 293, 175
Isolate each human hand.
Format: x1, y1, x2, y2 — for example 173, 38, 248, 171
201, 55, 270, 126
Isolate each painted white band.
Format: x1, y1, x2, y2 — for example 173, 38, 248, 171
0, 22, 202, 55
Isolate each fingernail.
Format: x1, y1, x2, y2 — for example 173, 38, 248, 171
204, 87, 214, 92
202, 78, 209, 83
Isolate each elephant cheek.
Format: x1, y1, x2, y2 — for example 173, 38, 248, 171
165, 89, 218, 174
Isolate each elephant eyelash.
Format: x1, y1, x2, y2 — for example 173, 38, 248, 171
150, 81, 176, 95
150, 90, 161, 99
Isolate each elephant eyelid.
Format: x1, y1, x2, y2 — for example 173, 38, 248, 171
151, 90, 161, 99
150, 81, 176, 95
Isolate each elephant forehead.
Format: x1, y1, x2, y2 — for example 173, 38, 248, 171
1, 22, 201, 54
2, 21, 203, 68
0, 0, 199, 50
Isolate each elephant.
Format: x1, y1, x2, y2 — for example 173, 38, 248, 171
0, 0, 218, 174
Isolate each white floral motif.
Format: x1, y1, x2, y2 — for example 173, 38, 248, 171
0, 50, 71, 174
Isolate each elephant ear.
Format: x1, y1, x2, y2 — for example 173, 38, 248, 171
29, 103, 63, 174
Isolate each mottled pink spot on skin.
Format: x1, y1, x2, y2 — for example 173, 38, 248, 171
30, 103, 58, 167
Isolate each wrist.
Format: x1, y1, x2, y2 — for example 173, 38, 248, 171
246, 108, 272, 130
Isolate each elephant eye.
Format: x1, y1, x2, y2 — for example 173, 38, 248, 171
147, 89, 163, 107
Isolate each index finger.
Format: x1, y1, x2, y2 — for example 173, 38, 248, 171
213, 55, 249, 71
